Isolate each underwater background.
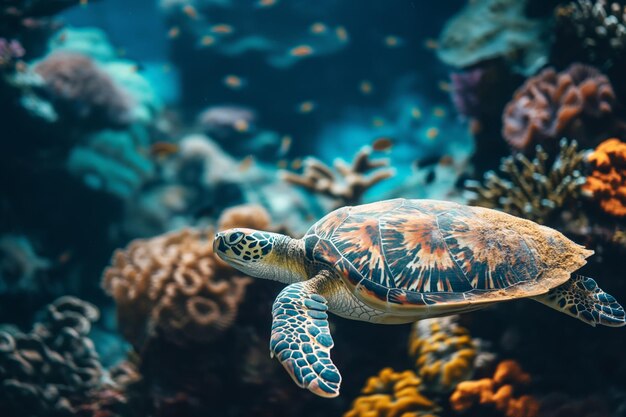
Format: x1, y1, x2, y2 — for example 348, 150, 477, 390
1, 0, 626, 415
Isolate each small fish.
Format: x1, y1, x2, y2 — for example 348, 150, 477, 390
290, 45, 314, 57
372, 117, 385, 128
234, 119, 249, 132
224, 75, 245, 89
433, 107, 446, 118
257, 0, 277, 7
80, 0, 88, 6
150, 142, 179, 157
438, 81, 451, 92
200, 35, 215, 47
168, 26, 180, 39
212, 24, 234, 34
310, 22, 328, 34
277, 159, 288, 169
439, 155, 454, 166
384, 35, 402, 47
425, 127, 439, 140
411, 107, 422, 119
58, 250, 73, 264
278, 135, 292, 156
298, 101, 316, 113
183, 5, 198, 19
359, 80, 373, 95
424, 38, 439, 50
238, 155, 254, 172
372, 137, 393, 151
335, 26, 349, 42
291, 158, 303, 170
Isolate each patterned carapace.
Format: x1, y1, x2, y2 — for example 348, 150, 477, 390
304, 199, 549, 305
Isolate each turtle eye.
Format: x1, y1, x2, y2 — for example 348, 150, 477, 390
227, 231, 245, 246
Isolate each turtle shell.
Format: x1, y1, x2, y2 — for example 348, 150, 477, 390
303, 199, 593, 312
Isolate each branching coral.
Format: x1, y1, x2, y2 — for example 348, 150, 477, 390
34, 52, 134, 128
582, 138, 626, 216
281, 146, 395, 208
437, 0, 549, 75
0, 296, 103, 416
344, 368, 440, 417
465, 139, 586, 223
408, 316, 477, 394
450, 360, 539, 417
502, 64, 619, 152
103, 227, 252, 349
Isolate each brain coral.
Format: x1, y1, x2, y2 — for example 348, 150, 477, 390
502, 64, 618, 152
344, 368, 440, 417
408, 316, 477, 394
0, 297, 103, 416
450, 360, 539, 417
582, 138, 626, 217
34, 52, 133, 128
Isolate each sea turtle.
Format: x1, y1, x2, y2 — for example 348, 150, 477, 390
213, 199, 625, 398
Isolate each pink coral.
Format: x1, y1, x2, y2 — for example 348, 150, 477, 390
35, 52, 133, 127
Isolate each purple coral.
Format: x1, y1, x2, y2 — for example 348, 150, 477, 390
0, 38, 24, 69
450, 68, 484, 118
34, 52, 134, 128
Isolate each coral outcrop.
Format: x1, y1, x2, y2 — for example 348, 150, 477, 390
103, 227, 252, 348
582, 138, 626, 217
344, 368, 440, 417
502, 64, 619, 152
408, 316, 478, 394
281, 146, 395, 208
465, 139, 586, 223
450, 360, 539, 417
437, 0, 549, 75
217, 204, 272, 232
0, 296, 103, 416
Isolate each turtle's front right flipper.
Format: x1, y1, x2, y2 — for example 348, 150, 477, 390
534, 275, 625, 327
270, 277, 341, 398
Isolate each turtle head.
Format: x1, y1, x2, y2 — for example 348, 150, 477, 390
214, 228, 307, 284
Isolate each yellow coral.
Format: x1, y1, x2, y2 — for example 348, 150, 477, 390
450, 360, 539, 417
408, 316, 477, 393
582, 138, 626, 217
345, 368, 440, 417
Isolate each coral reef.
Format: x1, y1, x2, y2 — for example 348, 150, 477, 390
0, 38, 24, 70
344, 368, 440, 417
502, 64, 619, 152
217, 203, 272, 232
0, 296, 103, 416
34, 52, 134, 128
102, 227, 252, 348
408, 316, 478, 394
465, 139, 586, 223
281, 146, 395, 208
437, 0, 549, 75
450, 360, 539, 417
582, 138, 626, 217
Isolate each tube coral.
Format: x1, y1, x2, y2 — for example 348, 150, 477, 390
34, 52, 133, 128
582, 138, 626, 216
0, 297, 103, 416
344, 368, 440, 417
502, 64, 618, 152
408, 316, 477, 394
465, 139, 586, 223
281, 146, 395, 208
450, 360, 539, 417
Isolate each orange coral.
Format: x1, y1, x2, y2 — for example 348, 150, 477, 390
582, 138, 626, 217
408, 316, 477, 393
344, 368, 440, 417
450, 360, 538, 417
502, 64, 618, 152
217, 204, 271, 231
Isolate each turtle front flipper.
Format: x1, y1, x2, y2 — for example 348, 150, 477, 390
270, 275, 341, 398
533, 275, 625, 327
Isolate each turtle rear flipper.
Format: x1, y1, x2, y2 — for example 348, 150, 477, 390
270, 275, 342, 398
533, 275, 626, 327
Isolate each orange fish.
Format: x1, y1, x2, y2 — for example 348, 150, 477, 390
384, 35, 402, 47
278, 135, 292, 156
234, 119, 249, 132
183, 5, 198, 19
257, 0, 277, 7
372, 137, 393, 151
291, 158, 303, 170
335, 26, 349, 42
424, 38, 439, 50
224, 75, 245, 89
310, 22, 328, 34
168, 26, 180, 39
433, 107, 446, 118
290, 45, 314, 57
200, 35, 215, 46
212, 24, 234, 34
426, 127, 439, 140
438, 81, 451, 92
239, 155, 254, 172
411, 107, 422, 119
150, 142, 179, 157
359, 80, 373, 95
298, 101, 316, 113
372, 117, 385, 128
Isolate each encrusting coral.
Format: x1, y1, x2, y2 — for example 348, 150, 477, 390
450, 360, 539, 417
103, 205, 272, 349
465, 139, 586, 223
582, 138, 626, 217
281, 146, 395, 208
408, 316, 477, 394
502, 63, 619, 153
34, 52, 134, 128
344, 368, 440, 417
0, 296, 104, 417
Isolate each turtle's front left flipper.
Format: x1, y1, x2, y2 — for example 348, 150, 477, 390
533, 275, 625, 327
270, 275, 341, 398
